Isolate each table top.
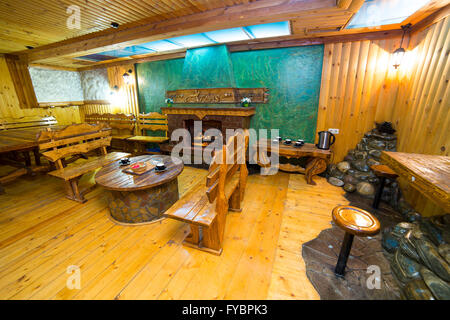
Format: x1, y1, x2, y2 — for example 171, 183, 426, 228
255, 139, 332, 159
95, 155, 184, 192
0, 126, 64, 153
381, 151, 450, 212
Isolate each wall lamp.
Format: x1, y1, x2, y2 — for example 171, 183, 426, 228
393, 23, 412, 69
122, 69, 133, 85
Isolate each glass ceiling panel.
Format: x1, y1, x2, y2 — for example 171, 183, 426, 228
168, 34, 216, 48
245, 21, 290, 39
139, 40, 183, 52
76, 21, 291, 62
205, 28, 250, 43
347, 0, 430, 29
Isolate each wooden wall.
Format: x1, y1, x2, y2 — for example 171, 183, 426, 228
316, 36, 405, 162
316, 16, 449, 216
0, 56, 81, 124
391, 16, 449, 216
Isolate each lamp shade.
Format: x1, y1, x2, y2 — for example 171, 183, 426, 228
122, 72, 131, 84
392, 47, 405, 69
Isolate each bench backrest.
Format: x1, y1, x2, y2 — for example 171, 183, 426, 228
0, 115, 57, 130
85, 113, 135, 136
37, 123, 112, 169
205, 130, 249, 209
137, 112, 168, 137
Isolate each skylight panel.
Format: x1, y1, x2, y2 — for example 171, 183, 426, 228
245, 21, 290, 39
168, 34, 216, 48
139, 40, 183, 52
204, 28, 250, 43
347, 0, 430, 29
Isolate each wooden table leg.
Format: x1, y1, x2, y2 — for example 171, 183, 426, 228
305, 157, 327, 185
33, 148, 41, 166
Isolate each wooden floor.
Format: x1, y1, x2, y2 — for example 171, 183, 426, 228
0, 165, 349, 300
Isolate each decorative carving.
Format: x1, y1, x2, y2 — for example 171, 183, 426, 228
161, 107, 256, 119
166, 88, 269, 104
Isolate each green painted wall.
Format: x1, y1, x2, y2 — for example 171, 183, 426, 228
136, 44, 324, 142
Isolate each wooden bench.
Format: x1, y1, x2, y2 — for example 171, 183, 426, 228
126, 112, 169, 154
37, 123, 130, 203
164, 131, 249, 255
84, 113, 136, 151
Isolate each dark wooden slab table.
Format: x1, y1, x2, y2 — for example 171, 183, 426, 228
381, 151, 450, 212
0, 126, 65, 193
254, 139, 332, 185
95, 155, 184, 224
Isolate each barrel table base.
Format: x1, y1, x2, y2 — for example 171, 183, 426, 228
106, 178, 179, 224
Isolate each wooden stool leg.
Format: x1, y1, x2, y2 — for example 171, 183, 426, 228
372, 177, 386, 209
335, 232, 354, 277
23, 151, 31, 167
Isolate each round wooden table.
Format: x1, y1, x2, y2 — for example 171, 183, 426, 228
95, 155, 184, 224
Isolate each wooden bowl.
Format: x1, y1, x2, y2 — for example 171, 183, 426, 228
130, 162, 147, 174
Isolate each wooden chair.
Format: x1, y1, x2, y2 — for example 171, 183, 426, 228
0, 115, 57, 130
84, 113, 136, 151
37, 123, 130, 203
126, 112, 169, 154
165, 131, 249, 255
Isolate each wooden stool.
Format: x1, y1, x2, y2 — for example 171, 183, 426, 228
370, 164, 399, 209
332, 205, 380, 277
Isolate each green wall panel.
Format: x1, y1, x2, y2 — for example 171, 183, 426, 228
136, 44, 324, 142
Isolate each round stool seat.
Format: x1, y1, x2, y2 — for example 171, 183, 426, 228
370, 164, 398, 179
332, 205, 380, 237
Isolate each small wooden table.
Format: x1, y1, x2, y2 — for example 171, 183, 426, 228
95, 155, 184, 224
254, 139, 332, 185
381, 151, 450, 212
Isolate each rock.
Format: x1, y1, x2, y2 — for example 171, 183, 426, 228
344, 155, 355, 162
367, 158, 380, 167
420, 267, 450, 300
369, 177, 380, 185
412, 236, 450, 282
343, 183, 356, 193
343, 174, 359, 185
354, 151, 368, 160
391, 250, 422, 284
406, 212, 422, 223
419, 220, 444, 246
382, 223, 416, 253
337, 161, 351, 173
403, 279, 435, 300
368, 149, 382, 159
327, 164, 337, 176
328, 177, 344, 187
356, 182, 375, 197
354, 171, 371, 181
375, 121, 396, 134
346, 169, 356, 176
438, 244, 450, 264
399, 231, 422, 263
369, 140, 386, 150
398, 198, 414, 216
352, 159, 370, 172
357, 142, 369, 151
327, 164, 345, 179
386, 141, 397, 150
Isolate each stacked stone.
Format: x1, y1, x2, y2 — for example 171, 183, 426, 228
382, 215, 450, 300
327, 123, 398, 199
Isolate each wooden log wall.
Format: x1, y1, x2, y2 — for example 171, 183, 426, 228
0, 56, 81, 125
317, 15, 449, 216
391, 16, 449, 216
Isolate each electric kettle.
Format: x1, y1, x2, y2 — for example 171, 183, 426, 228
316, 131, 336, 150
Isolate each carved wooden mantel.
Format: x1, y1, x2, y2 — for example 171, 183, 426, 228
161, 107, 255, 120
166, 88, 269, 104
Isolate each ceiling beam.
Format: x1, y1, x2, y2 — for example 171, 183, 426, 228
23, 0, 336, 63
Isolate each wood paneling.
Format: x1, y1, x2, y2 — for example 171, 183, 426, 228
391, 16, 449, 216
0, 56, 80, 125
4, 55, 38, 109
316, 36, 404, 162
316, 15, 449, 216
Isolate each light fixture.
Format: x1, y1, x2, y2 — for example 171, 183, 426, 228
393, 23, 411, 69
111, 22, 119, 29
122, 69, 133, 85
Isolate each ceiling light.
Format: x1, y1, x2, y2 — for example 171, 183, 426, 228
111, 22, 119, 29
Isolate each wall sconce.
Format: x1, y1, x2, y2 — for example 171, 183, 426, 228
122, 69, 133, 85
393, 23, 411, 69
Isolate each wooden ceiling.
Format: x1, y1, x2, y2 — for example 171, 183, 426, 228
0, 0, 448, 70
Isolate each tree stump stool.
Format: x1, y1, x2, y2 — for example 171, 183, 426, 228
332, 205, 380, 277
370, 164, 399, 209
